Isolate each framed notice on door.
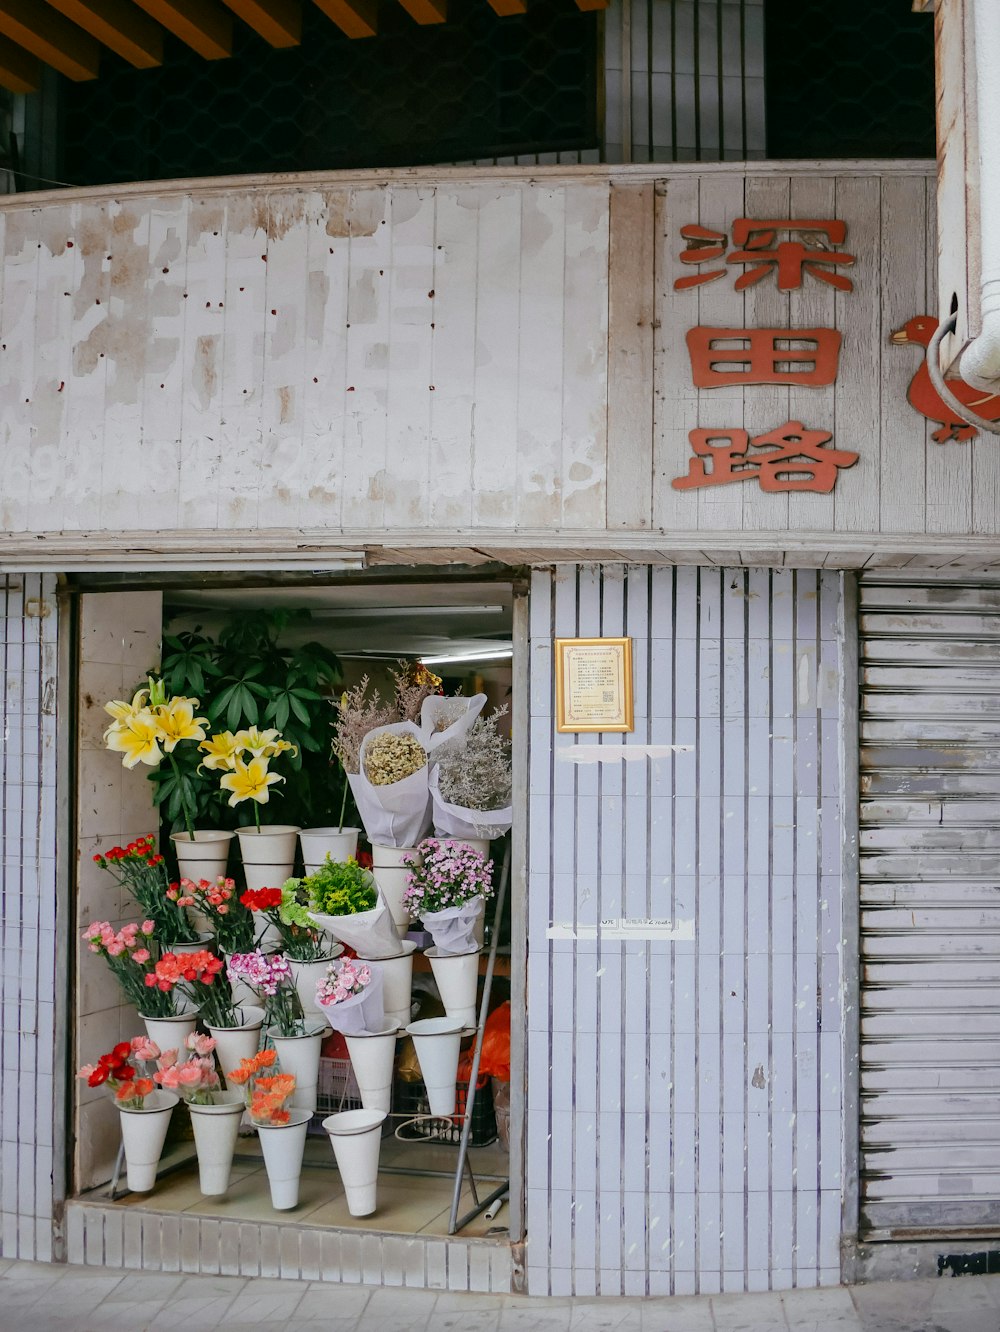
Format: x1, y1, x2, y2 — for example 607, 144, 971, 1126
554, 637, 634, 733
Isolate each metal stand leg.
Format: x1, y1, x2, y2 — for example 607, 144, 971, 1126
106, 1138, 126, 1199
447, 835, 511, 1235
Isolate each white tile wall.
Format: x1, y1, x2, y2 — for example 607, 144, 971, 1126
0, 574, 59, 1261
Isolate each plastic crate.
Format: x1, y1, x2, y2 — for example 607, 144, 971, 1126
393, 1075, 497, 1147
315, 1056, 363, 1118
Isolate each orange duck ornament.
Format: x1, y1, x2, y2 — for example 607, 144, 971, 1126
892, 315, 1000, 442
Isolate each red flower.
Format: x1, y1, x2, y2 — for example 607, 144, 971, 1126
87, 1066, 109, 1087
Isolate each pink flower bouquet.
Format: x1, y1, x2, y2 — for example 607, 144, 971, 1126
314, 957, 384, 1035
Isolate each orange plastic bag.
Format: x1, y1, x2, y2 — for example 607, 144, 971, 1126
476, 1000, 510, 1082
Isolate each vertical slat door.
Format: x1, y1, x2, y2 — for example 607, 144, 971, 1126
860, 574, 1000, 1232
525, 564, 845, 1296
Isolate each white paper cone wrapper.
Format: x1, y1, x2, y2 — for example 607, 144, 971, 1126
317, 966, 385, 1035
420, 896, 485, 955
350, 722, 432, 848
309, 897, 404, 957
420, 693, 486, 754
428, 765, 512, 840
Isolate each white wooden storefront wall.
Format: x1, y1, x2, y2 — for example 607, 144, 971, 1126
525, 564, 845, 1296
860, 574, 1000, 1234
4, 162, 994, 571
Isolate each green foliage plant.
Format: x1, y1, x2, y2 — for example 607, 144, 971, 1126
303, 856, 378, 917
149, 609, 342, 836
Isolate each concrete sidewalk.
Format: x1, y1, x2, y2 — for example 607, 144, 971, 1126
4, 1258, 1000, 1331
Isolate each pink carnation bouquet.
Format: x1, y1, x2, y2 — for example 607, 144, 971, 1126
81, 919, 175, 1017
155, 1032, 222, 1104
314, 957, 384, 1035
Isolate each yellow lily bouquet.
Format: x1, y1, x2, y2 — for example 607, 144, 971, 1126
104, 681, 298, 838
199, 726, 298, 830
103, 677, 210, 837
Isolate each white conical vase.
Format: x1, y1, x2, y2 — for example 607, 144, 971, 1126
141, 1012, 198, 1063
170, 829, 234, 883
405, 1017, 464, 1117
299, 827, 360, 872
288, 951, 343, 1018
118, 1091, 178, 1192
257, 1108, 312, 1210
322, 1108, 387, 1217
371, 844, 417, 938
188, 1092, 246, 1196
449, 837, 491, 859
206, 1006, 265, 1085
268, 1028, 324, 1114
344, 1020, 398, 1113
170, 933, 214, 956
237, 825, 301, 893
427, 947, 481, 1027
357, 941, 417, 1029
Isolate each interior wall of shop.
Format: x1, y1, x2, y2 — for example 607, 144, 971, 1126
523, 564, 845, 1296
0, 573, 60, 1261
75, 591, 163, 1190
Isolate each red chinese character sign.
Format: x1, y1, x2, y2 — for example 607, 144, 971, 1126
675, 219, 856, 292
671, 422, 859, 493
687, 327, 842, 388
671, 216, 859, 496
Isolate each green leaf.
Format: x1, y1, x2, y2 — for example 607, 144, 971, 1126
226, 689, 243, 731
289, 693, 311, 726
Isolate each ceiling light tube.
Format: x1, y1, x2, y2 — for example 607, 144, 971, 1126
420, 648, 514, 666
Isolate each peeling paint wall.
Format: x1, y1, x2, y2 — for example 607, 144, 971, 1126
0, 165, 960, 555
0, 180, 610, 537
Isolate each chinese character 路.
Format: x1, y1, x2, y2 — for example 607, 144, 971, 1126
671, 421, 860, 493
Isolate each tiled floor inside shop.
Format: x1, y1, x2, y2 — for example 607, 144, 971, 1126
82, 1131, 511, 1240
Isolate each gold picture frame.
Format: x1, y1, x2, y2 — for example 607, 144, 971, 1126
554, 636, 634, 733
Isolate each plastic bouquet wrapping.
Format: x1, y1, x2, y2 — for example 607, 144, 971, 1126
403, 838, 495, 955
314, 957, 385, 1035
349, 722, 432, 849
302, 856, 402, 957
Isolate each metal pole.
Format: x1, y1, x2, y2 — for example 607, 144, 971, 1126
447, 836, 511, 1235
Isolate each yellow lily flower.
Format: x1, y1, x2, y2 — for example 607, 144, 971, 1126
234, 727, 297, 760
153, 696, 209, 752
103, 687, 150, 725
219, 756, 284, 806
105, 711, 163, 769
198, 731, 239, 771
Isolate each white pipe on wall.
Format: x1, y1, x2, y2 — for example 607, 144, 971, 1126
960, 0, 1000, 391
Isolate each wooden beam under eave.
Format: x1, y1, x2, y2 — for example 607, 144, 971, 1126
45, 0, 163, 69
487, 0, 527, 13
0, 33, 38, 92
220, 0, 301, 47
0, 0, 100, 80
396, 0, 446, 24
574, 0, 609, 9
131, 0, 233, 59
312, 0, 377, 38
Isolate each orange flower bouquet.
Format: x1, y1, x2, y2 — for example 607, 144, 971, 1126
226, 1048, 297, 1124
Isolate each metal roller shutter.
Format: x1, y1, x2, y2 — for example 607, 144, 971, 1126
860, 574, 1000, 1235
